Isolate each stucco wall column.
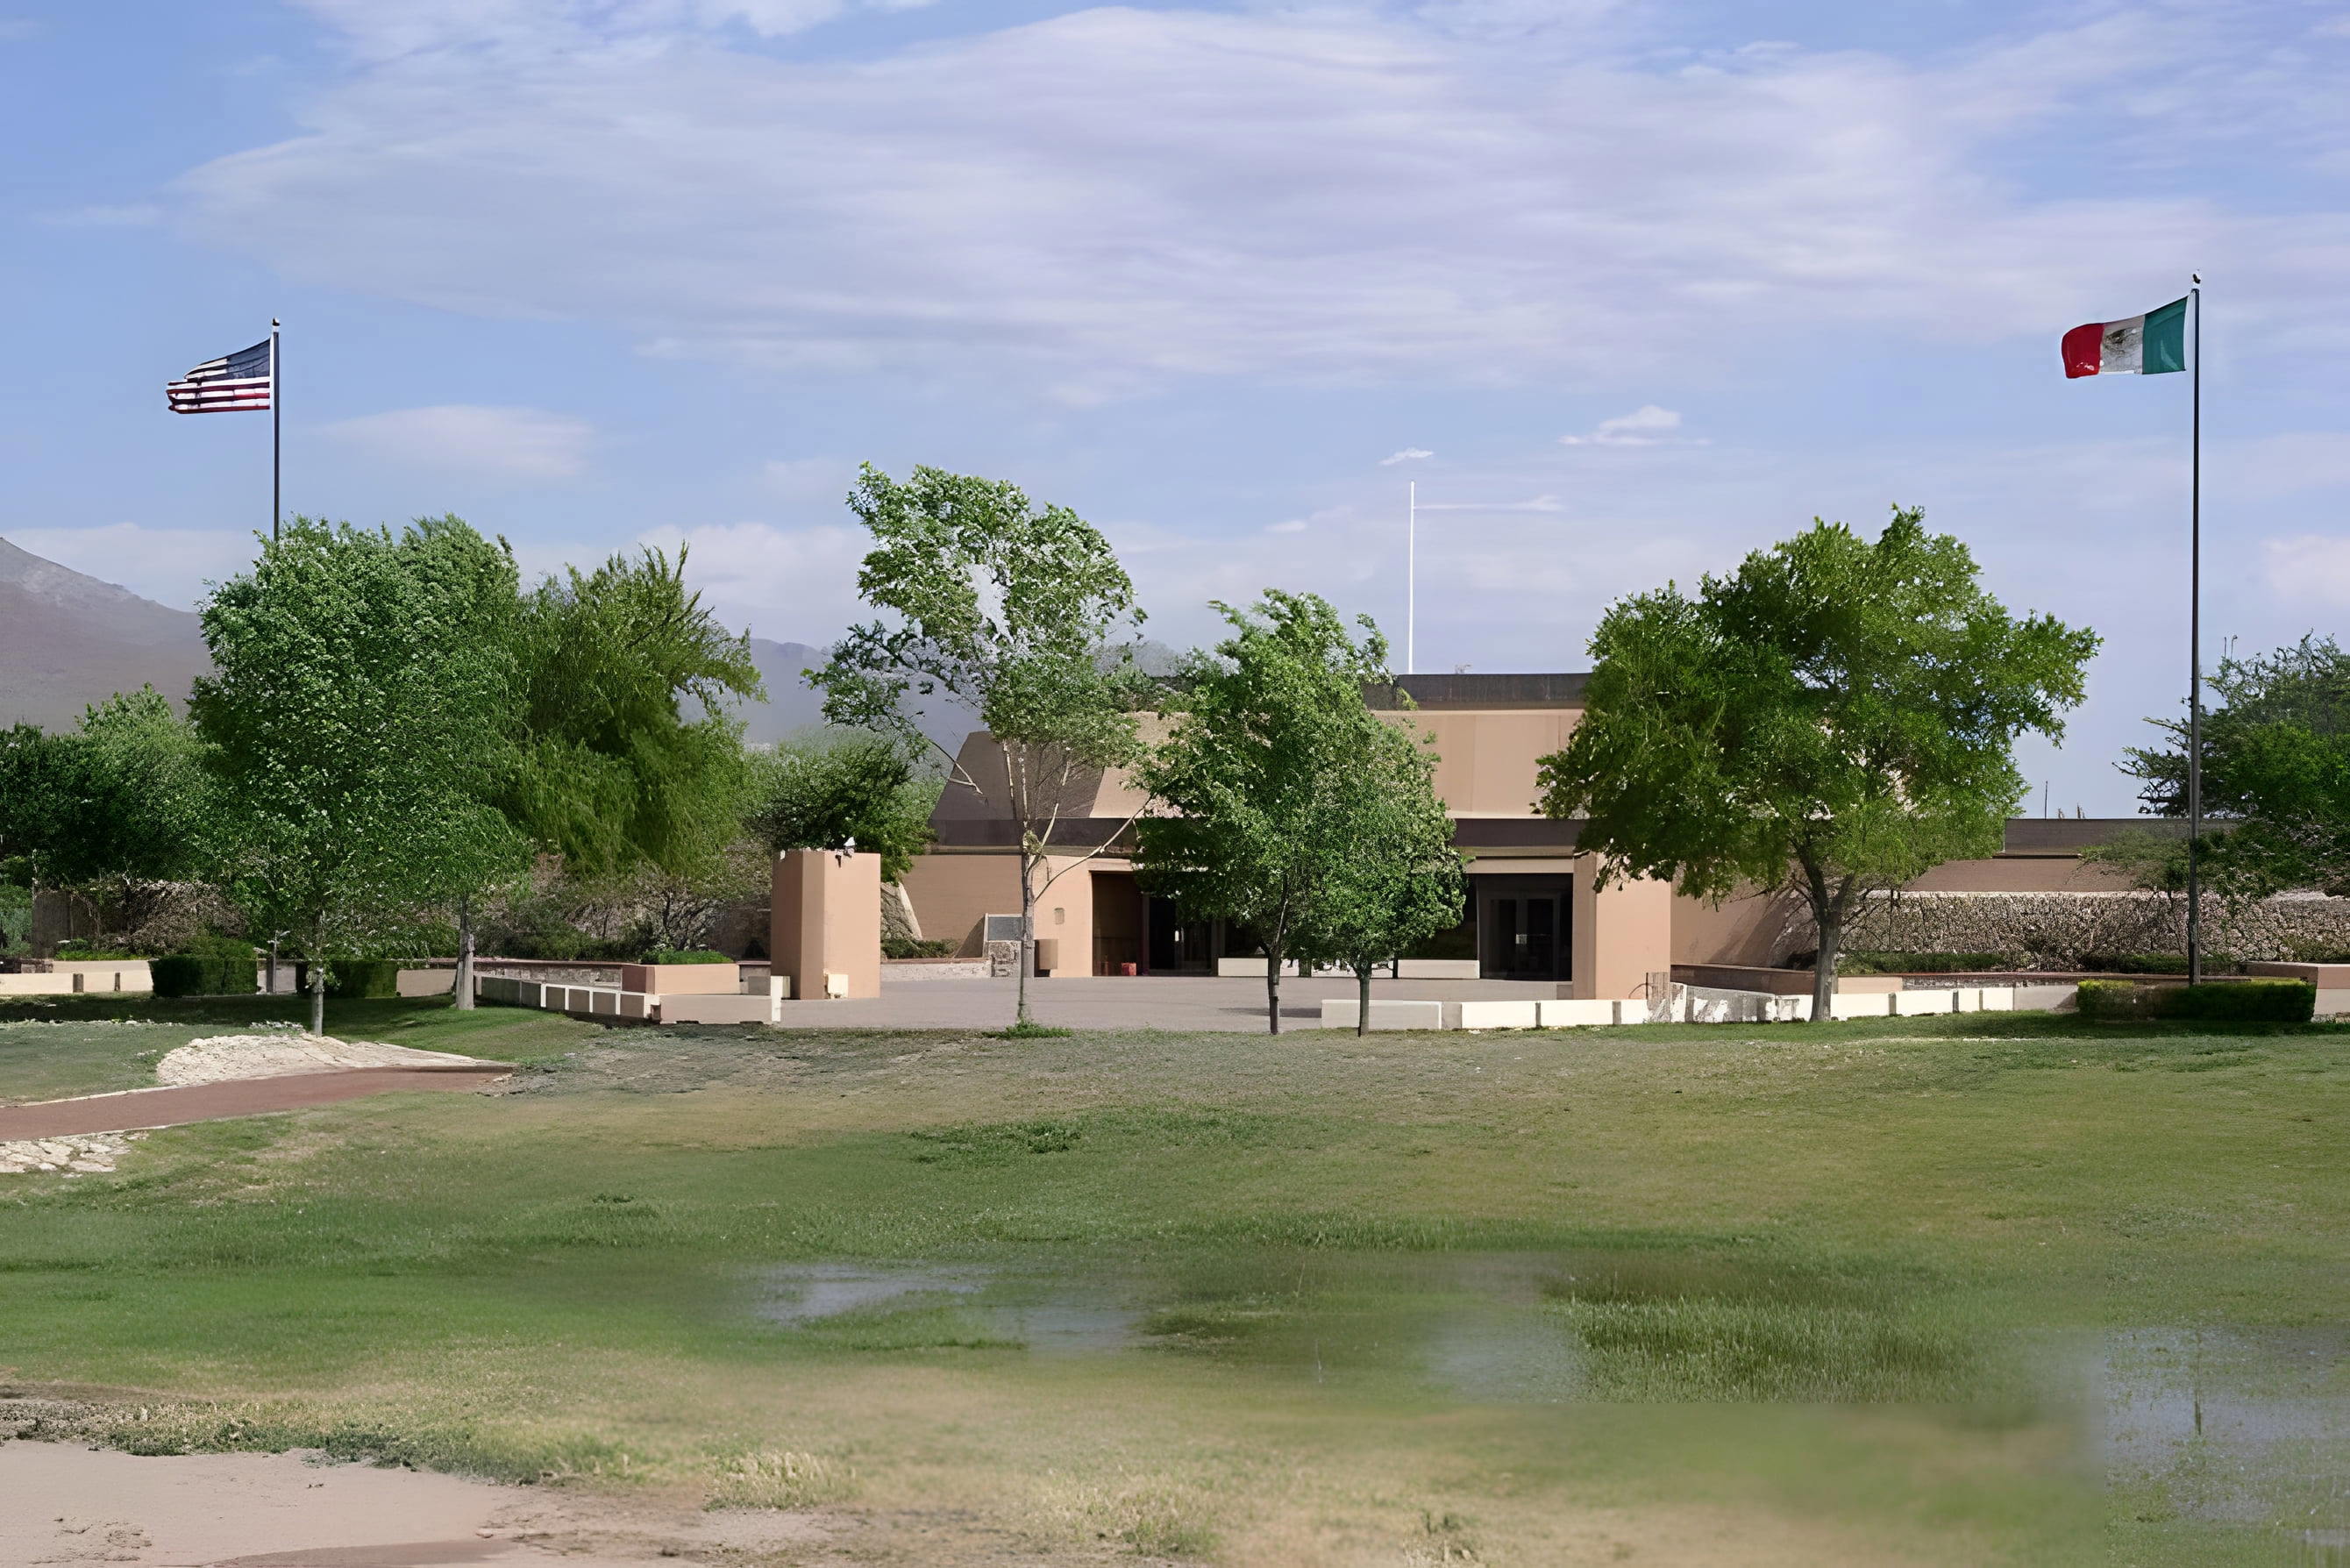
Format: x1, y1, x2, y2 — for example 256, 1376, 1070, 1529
771, 849, 883, 1000
1570, 857, 1675, 1001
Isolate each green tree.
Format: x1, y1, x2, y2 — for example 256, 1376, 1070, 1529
191, 518, 531, 1033
1296, 722, 1465, 1037
1135, 591, 1456, 1035
0, 689, 212, 944
1536, 509, 2097, 1020
2119, 634, 2350, 897
747, 730, 942, 892
811, 465, 1151, 1024
503, 546, 762, 880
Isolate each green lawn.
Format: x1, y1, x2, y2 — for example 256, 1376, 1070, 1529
3, 996, 2346, 1565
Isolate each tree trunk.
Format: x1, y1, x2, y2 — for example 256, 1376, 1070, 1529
1265, 951, 1282, 1036
309, 962, 327, 1036
454, 895, 476, 1010
1016, 850, 1037, 1026
1811, 909, 1840, 1023
1357, 962, 1372, 1037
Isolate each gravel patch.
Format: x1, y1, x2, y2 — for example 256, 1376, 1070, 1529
0, 1131, 144, 1173
156, 1034, 494, 1087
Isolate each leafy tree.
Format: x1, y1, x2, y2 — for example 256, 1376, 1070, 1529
1536, 509, 2097, 1020
0, 689, 212, 944
1135, 591, 1457, 1034
2119, 634, 2350, 897
1293, 729, 1464, 1037
503, 545, 762, 880
191, 518, 531, 1033
747, 731, 942, 884
812, 465, 1151, 1024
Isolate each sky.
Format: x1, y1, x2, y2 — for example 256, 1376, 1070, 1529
4, 0, 2347, 814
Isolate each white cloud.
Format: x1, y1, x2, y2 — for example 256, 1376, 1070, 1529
2262, 535, 2350, 608
1380, 448, 1435, 466
1560, 405, 1699, 446
633, 519, 871, 640
1416, 494, 1565, 512
6, 524, 259, 610
175, 5, 2350, 392
1264, 518, 1309, 534
322, 405, 594, 482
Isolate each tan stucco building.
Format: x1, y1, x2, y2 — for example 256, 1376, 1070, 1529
898, 673, 2141, 1001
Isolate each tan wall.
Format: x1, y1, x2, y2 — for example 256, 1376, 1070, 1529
1674, 888, 1806, 966
1388, 709, 1580, 817
1572, 857, 1674, 1001
772, 849, 883, 1000
900, 852, 1024, 956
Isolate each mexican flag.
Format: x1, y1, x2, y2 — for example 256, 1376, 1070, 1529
2062, 296, 2188, 378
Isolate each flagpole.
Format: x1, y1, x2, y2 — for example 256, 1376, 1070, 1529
270, 318, 281, 542
2186, 277, 2203, 986
1406, 479, 1416, 676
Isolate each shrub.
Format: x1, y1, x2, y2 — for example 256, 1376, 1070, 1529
883, 937, 956, 959
325, 959, 405, 999
2076, 978, 2314, 1023
152, 932, 259, 996
641, 948, 733, 965
1839, 950, 2025, 974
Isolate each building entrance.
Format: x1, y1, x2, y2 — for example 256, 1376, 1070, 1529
1477, 876, 1570, 982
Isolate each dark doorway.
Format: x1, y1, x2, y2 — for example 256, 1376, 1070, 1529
1146, 896, 1214, 974
1477, 877, 1570, 981
1092, 871, 1147, 974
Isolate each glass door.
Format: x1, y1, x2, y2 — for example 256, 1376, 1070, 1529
1480, 888, 1563, 980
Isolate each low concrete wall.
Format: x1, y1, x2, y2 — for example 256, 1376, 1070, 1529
0, 962, 153, 996
1676, 964, 1901, 996
396, 968, 455, 997
620, 962, 743, 996
1318, 999, 1445, 1031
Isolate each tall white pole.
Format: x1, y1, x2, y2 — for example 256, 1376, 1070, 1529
1406, 480, 1416, 676
270, 317, 281, 543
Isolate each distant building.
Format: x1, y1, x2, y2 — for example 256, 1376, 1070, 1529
899, 673, 2151, 998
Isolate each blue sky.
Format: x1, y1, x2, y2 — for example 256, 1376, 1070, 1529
5, 0, 2348, 812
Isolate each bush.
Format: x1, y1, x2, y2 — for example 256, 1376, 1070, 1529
2076, 978, 2315, 1023
153, 934, 259, 997
1839, 950, 2025, 974
326, 959, 406, 999
883, 937, 956, 959
640, 948, 733, 965
2077, 951, 2189, 974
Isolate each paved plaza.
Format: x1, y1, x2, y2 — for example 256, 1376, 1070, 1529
771, 973, 1570, 1031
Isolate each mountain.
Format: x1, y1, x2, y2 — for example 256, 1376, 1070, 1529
0, 535, 978, 752
732, 636, 977, 752
734, 638, 832, 743
0, 535, 212, 730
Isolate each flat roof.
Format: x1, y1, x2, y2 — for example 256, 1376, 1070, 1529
1363, 673, 1590, 710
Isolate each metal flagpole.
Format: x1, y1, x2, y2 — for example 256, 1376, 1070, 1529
2186, 277, 2203, 985
270, 318, 281, 542
1406, 480, 1416, 675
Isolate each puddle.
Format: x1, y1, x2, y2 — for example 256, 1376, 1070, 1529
757, 1263, 990, 1324
750, 1250, 1944, 1405
2092, 1326, 2350, 1538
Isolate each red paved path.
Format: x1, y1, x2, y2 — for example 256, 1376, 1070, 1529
0, 1066, 512, 1140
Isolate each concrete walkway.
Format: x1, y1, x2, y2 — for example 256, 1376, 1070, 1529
772, 973, 1566, 1031
0, 1065, 512, 1141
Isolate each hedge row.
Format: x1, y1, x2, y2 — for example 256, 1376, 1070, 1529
151, 953, 255, 998
2076, 978, 2315, 1023
643, 949, 733, 966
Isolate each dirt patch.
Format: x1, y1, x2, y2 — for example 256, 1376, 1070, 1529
159, 1034, 497, 1087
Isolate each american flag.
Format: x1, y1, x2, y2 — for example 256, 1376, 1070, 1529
167, 338, 273, 414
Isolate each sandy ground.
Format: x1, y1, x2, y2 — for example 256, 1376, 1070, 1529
155, 1035, 495, 1087
0, 1440, 827, 1568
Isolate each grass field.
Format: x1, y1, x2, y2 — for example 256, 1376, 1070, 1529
2, 993, 2346, 1565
